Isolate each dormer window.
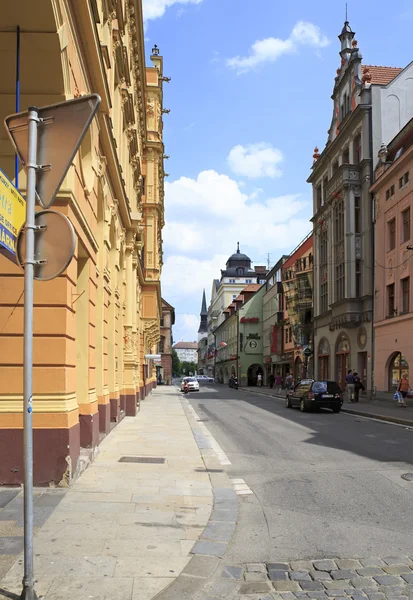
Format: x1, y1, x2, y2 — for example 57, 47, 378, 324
236, 267, 245, 275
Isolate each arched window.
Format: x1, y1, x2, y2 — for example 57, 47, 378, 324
237, 267, 244, 276
318, 337, 330, 380
389, 352, 409, 389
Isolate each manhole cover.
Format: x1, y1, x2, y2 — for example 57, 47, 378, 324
401, 473, 413, 481
118, 456, 166, 464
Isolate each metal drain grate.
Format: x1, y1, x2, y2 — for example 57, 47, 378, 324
118, 456, 166, 464
401, 473, 413, 481
195, 468, 223, 473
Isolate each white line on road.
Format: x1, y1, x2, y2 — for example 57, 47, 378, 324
230, 477, 253, 495
184, 399, 232, 465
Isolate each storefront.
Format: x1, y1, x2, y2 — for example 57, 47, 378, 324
335, 333, 350, 390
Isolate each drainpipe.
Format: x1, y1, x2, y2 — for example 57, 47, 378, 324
236, 314, 240, 384
368, 98, 375, 397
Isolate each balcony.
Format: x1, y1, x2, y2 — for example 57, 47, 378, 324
326, 164, 361, 201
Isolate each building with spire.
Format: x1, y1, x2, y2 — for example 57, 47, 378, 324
204, 244, 268, 377
198, 289, 208, 341
308, 19, 413, 393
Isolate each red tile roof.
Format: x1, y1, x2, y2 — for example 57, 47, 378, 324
363, 65, 403, 86
241, 284, 262, 293
173, 342, 198, 349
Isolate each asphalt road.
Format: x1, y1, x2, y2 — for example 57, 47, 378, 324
188, 382, 413, 562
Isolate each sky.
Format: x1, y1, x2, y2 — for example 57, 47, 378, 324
142, 0, 413, 342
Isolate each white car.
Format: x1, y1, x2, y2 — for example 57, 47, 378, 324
181, 377, 199, 392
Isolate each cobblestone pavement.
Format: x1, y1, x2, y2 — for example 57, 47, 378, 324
219, 557, 413, 599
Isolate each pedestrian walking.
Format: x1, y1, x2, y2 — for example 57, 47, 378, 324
257, 372, 262, 387
269, 373, 275, 389
275, 373, 283, 392
345, 370, 355, 403
285, 372, 293, 391
353, 372, 365, 403
397, 374, 409, 407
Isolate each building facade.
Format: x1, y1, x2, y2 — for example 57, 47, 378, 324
206, 245, 267, 377
159, 299, 175, 385
172, 342, 198, 364
0, 0, 165, 485
262, 256, 288, 383
371, 119, 413, 392
309, 20, 413, 393
282, 234, 314, 381
197, 289, 208, 373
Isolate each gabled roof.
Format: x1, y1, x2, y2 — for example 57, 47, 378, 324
364, 65, 403, 86
173, 342, 198, 349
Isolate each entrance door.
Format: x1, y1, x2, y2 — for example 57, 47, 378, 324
319, 356, 329, 380
357, 352, 367, 388
336, 353, 349, 391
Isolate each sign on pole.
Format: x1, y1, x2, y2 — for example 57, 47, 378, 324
5, 94, 100, 209
4, 93, 100, 600
0, 169, 26, 262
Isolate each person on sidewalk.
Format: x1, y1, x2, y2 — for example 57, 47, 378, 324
345, 370, 356, 403
285, 372, 293, 391
269, 373, 275, 389
353, 372, 365, 403
257, 372, 262, 387
275, 373, 283, 392
398, 374, 409, 407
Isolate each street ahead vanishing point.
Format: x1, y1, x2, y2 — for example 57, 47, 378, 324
4, 93, 100, 600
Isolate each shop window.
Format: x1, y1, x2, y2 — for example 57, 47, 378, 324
389, 352, 409, 390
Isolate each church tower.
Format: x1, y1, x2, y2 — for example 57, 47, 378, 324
198, 289, 208, 341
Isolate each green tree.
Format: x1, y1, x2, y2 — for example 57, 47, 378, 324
181, 361, 197, 376
172, 349, 181, 375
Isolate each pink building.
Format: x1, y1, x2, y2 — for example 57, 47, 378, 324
371, 118, 413, 392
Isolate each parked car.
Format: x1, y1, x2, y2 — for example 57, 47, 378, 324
196, 375, 215, 383
180, 377, 199, 392
285, 379, 343, 413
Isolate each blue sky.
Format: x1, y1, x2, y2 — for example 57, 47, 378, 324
143, 0, 413, 341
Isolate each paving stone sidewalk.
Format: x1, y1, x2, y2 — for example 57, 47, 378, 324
0, 387, 214, 600
214, 557, 413, 600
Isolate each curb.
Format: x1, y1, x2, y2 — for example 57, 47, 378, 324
239, 387, 413, 427
152, 391, 239, 600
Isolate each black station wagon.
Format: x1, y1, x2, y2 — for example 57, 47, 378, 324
285, 379, 343, 413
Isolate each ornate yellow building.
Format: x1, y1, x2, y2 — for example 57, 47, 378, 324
0, 0, 165, 485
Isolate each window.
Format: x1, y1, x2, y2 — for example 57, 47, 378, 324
159, 336, 165, 353
402, 208, 410, 243
333, 160, 339, 174
387, 283, 395, 317
334, 200, 344, 243
342, 146, 350, 164
316, 185, 322, 210
354, 134, 361, 164
388, 218, 396, 250
386, 184, 396, 200
229, 279, 235, 283
160, 317, 165, 327
289, 327, 293, 343
285, 328, 289, 344
335, 262, 345, 302
355, 259, 362, 298
399, 171, 410, 188
232, 295, 237, 300
354, 196, 361, 234
236, 267, 245, 275
246, 279, 252, 283
322, 175, 329, 203
141, 175, 146, 196
321, 281, 328, 313
402, 278, 410, 313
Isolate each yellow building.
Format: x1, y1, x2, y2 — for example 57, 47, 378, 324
0, 0, 165, 485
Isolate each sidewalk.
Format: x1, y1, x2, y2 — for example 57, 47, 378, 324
0, 387, 214, 600
240, 385, 413, 426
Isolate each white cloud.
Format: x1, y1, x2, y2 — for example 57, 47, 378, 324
174, 314, 200, 343
161, 168, 311, 341
227, 20, 329, 73
143, 0, 202, 21
228, 143, 283, 179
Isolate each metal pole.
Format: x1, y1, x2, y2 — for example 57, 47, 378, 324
15, 25, 20, 188
21, 106, 39, 600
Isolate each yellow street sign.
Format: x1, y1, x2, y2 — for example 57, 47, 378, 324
0, 169, 26, 262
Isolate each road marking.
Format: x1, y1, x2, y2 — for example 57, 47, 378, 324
230, 477, 253, 495
184, 400, 232, 466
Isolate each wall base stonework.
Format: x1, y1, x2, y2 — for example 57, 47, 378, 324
110, 397, 120, 422
98, 403, 110, 434
0, 424, 80, 486
79, 413, 100, 449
